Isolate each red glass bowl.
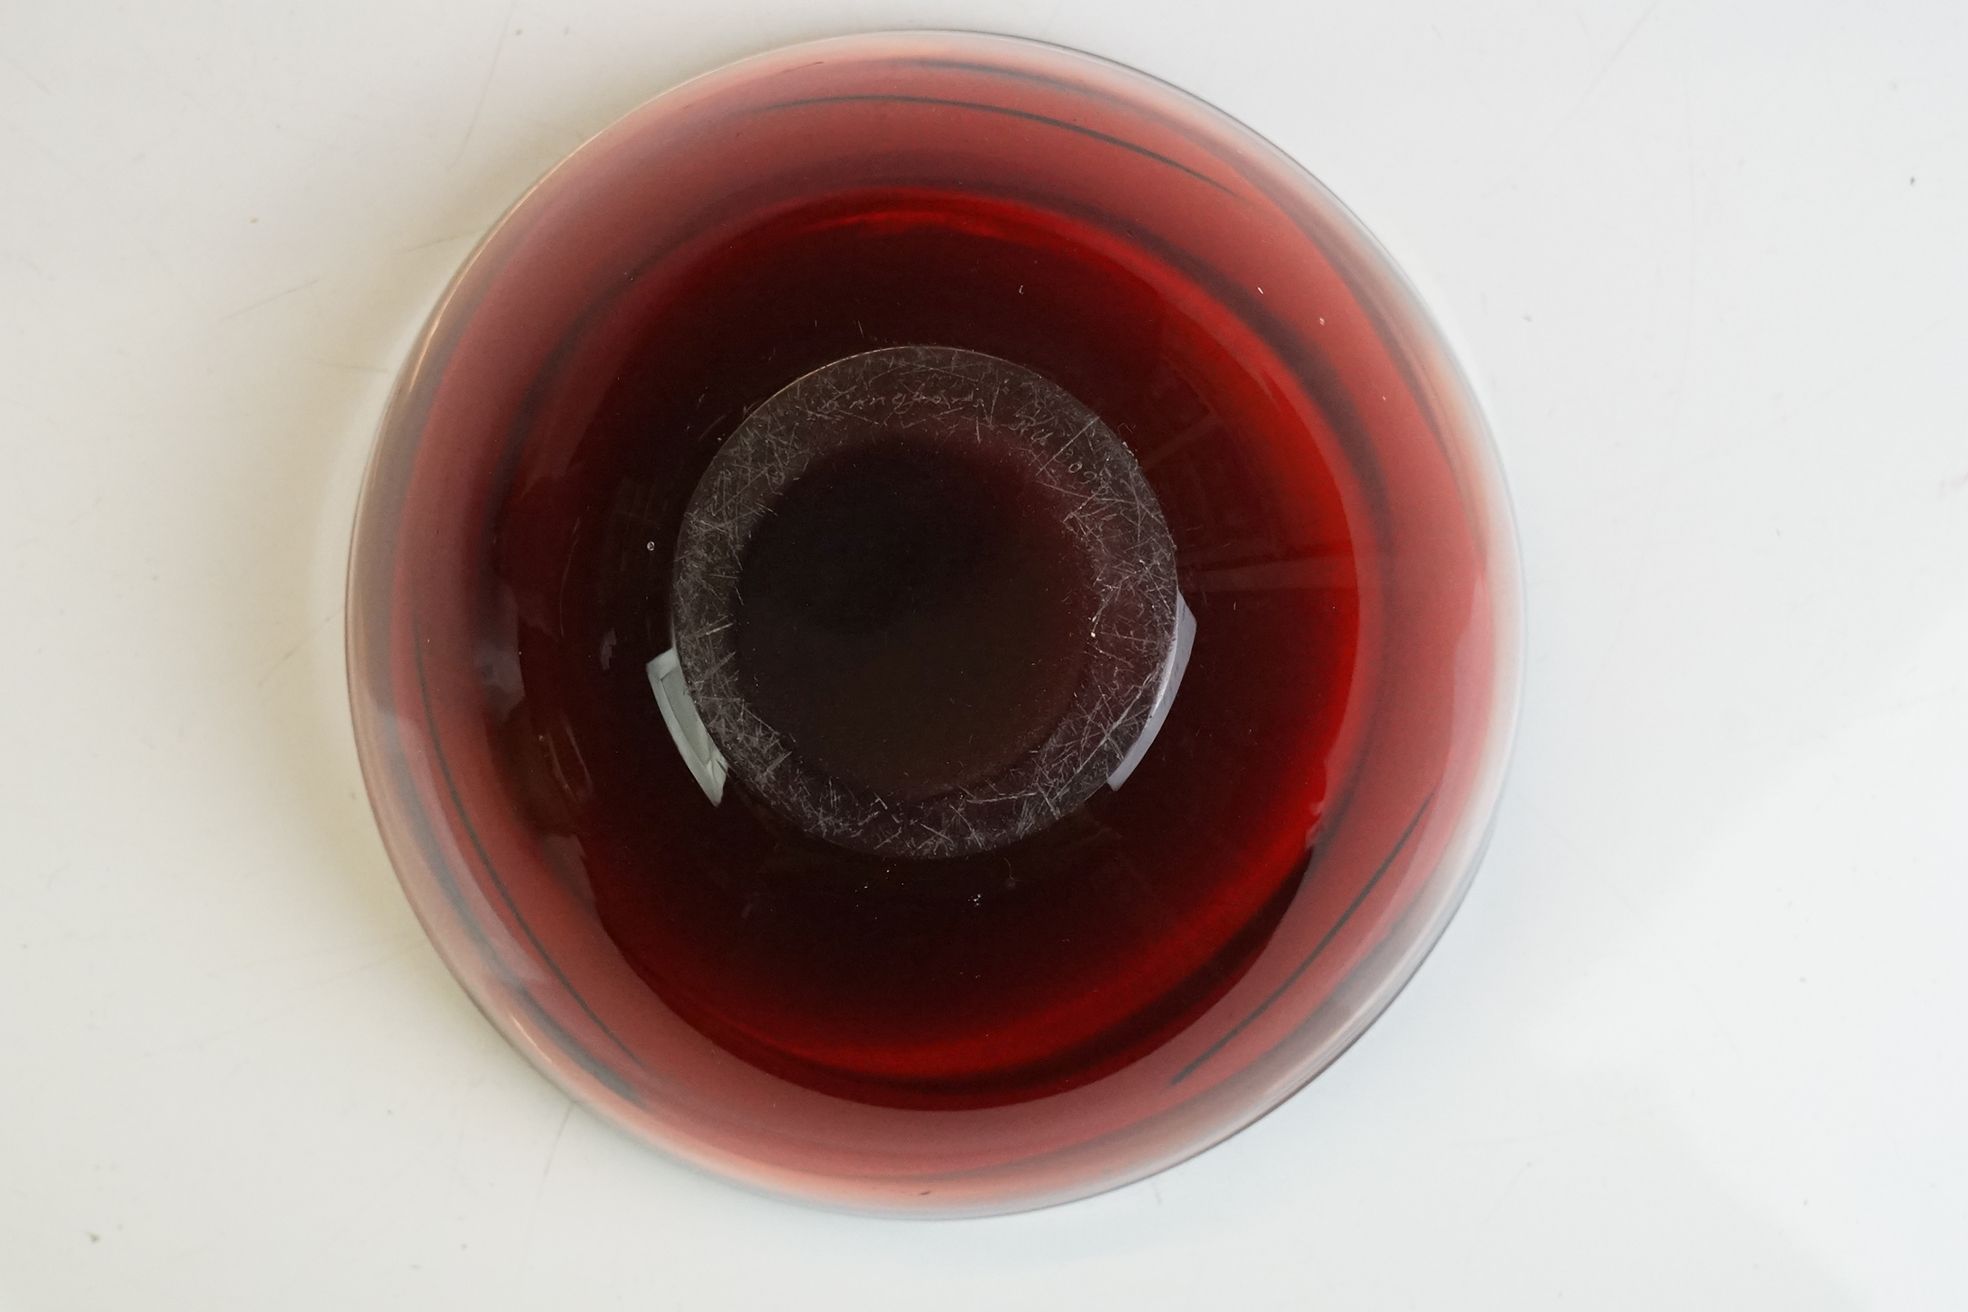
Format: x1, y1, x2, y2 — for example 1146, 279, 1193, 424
347, 31, 1521, 1216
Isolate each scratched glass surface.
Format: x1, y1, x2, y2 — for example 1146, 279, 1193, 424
348, 32, 1520, 1215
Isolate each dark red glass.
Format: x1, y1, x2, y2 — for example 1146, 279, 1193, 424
349, 32, 1520, 1214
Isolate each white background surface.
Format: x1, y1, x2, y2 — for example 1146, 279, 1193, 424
3, 0, 1965, 1306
